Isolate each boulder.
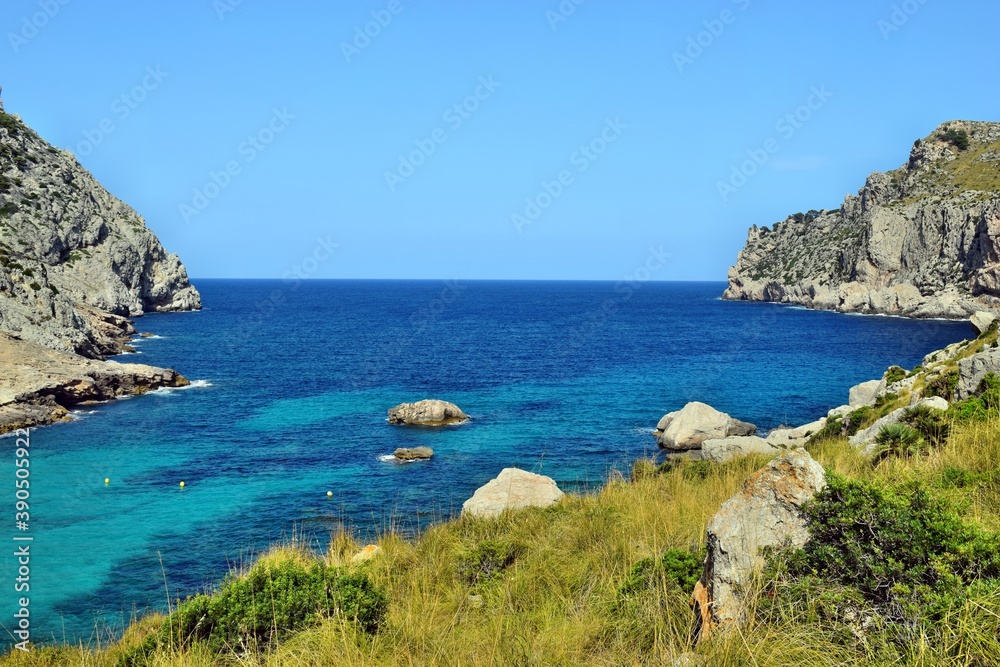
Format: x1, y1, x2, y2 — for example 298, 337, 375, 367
971, 311, 998, 335
956, 348, 1000, 400
657, 402, 756, 451
765, 418, 827, 447
461, 468, 564, 518
702, 436, 779, 463
693, 449, 826, 640
350, 544, 381, 564
848, 397, 948, 454
849, 380, 881, 407
387, 399, 468, 425
655, 410, 678, 432
827, 404, 853, 419
394, 446, 434, 461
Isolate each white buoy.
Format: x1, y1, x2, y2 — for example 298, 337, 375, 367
179, 481, 186, 488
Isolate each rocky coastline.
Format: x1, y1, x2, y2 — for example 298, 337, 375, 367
0, 97, 200, 434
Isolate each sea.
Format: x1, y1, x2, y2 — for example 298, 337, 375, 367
0, 280, 973, 647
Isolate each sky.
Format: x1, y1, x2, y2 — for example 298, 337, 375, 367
1, 0, 998, 281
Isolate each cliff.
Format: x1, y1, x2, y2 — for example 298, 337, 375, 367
724, 120, 1000, 318
0, 96, 199, 432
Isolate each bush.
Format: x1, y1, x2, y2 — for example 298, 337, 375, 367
947, 372, 1000, 422
0, 112, 19, 134
884, 366, 907, 385
901, 404, 950, 448
808, 415, 843, 443
457, 539, 523, 585
618, 548, 704, 599
842, 406, 873, 436
925, 370, 959, 400
0, 202, 18, 217
129, 559, 386, 659
940, 127, 970, 151
770, 475, 1000, 628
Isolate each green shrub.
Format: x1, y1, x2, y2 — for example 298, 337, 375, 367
0, 112, 19, 134
940, 127, 970, 151
884, 366, 907, 385
0, 202, 18, 217
901, 404, 950, 448
947, 373, 1000, 422
871, 423, 925, 463
842, 407, 873, 436
28, 281, 41, 291
457, 539, 523, 585
808, 415, 843, 443
618, 548, 704, 599
873, 392, 899, 410
129, 559, 386, 660
925, 370, 959, 400
770, 475, 1000, 628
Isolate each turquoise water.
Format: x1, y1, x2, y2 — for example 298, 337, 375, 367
0, 280, 972, 646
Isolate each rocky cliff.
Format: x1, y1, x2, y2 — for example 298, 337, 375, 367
724, 121, 1000, 318
0, 97, 200, 358
0, 96, 199, 433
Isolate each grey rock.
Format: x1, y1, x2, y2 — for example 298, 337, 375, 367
657, 402, 756, 450
394, 446, 434, 461
387, 399, 468, 425
827, 404, 853, 418
0, 104, 200, 359
766, 418, 827, 447
956, 348, 1000, 400
723, 121, 1000, 319
849, 380, 881, 407
461, 468, 564, 518
923, 340, 971, 367
702, 436, 779, 463
693, 449, 826, 638
971, 311, 998, 335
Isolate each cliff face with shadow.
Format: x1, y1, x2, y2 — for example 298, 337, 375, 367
0, 96, 198, 433
724, 121, 1000, 319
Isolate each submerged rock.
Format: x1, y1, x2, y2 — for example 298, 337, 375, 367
387, 400, 468, 425
693, 449, 826, 640
656, 402, 756, 451
461, 468, 564, 518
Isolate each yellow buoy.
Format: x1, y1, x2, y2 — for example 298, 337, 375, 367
104, 478, 110, 485
326, 491, 333, 498
179, 481, 186, 488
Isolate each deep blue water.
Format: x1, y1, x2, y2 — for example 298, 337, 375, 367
0, 280, 972, 646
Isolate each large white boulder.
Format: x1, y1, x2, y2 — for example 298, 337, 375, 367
387, 399, 468, 425
656, 402, 755, 451
461, 468, 564, 518
849, 380, 881, 407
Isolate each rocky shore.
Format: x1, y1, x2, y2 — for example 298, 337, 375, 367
724, 121, 1000, 319
0, 96, 200, 434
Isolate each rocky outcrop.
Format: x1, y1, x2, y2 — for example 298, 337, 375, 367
956, 348, 1000, 400
692, 449, 826, 639
765, 418, 827, 448
971, 311, 998, 335
461, 468, 564, 518
0, 333, 189, 432
656, 402, 756, 451
724, 121, 1000, 319
702, 436, 779, 463
849, 380, 881, 407
394, 446, 434, 461
387, 400, 468, 426
0, 99, 200, 358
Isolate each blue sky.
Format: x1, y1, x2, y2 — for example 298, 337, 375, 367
2, 0, 998, 280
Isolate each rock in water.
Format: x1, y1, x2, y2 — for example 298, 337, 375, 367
387, 399, 468, 425
723, 121, 1000, 319
656, 402, 756, 450
394, 446, 434, 461
693, 449, 826, 640
461, 468, 564, 518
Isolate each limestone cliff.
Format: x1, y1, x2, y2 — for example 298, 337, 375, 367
0, 97, 200, 358
0, 96, 199, 433
724, 121, 1000, 318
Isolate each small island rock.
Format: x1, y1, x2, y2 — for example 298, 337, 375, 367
394, 446, 434, 461
387, 399, 468, 425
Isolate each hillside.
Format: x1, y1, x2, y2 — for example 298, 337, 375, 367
724, 121, 1000, 318
0, 96, 199, 431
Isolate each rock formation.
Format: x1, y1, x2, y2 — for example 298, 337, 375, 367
655, 402, 756, 451
0, 97, 199, 433
394, 446, 434, 461
387, 400, 468, 425
724, 121, 1000, 319
692, 449, 826, 640
461, 468, 564, 518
